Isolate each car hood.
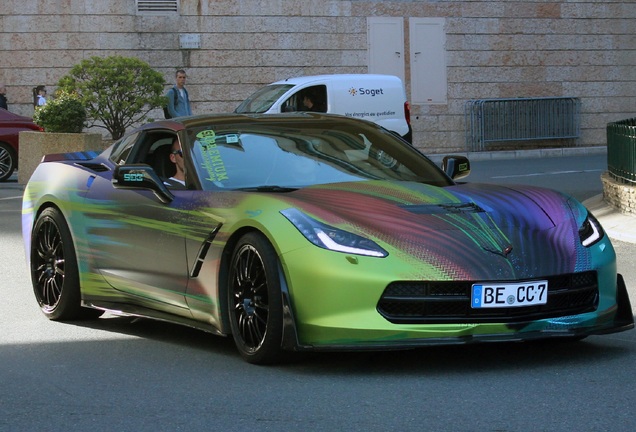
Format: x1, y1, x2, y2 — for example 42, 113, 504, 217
0, 109, 37, 125
280, 180, 591, 280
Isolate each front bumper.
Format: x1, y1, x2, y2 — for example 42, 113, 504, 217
282, 273, 633, 352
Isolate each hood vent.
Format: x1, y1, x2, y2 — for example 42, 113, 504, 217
399, 203, 485, 215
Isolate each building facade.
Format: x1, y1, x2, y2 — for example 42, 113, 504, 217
1, 0, 634, 153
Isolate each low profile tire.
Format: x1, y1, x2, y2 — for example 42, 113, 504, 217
31, 207, 103, 320
0, 142, 17, 182
227, 232, 285, 365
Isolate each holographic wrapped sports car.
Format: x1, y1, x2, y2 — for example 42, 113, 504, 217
22, 113, 633, 364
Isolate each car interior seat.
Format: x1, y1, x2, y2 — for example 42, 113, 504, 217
148, 144, 176, 179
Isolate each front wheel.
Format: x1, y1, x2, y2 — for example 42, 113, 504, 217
31, 207, 102, 320
227, 232, 285, 364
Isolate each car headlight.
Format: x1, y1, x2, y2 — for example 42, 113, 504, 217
579, 212, 604, 247
281, 208, 388, 257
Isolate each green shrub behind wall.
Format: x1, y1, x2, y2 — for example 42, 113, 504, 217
57, 55, 167, 140
33, 92, 87, 133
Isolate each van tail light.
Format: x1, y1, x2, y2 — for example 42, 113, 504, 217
404, 101, 411, 126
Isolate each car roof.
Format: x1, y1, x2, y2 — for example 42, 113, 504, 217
145, 112, 371, 129
270, 74, 403, 86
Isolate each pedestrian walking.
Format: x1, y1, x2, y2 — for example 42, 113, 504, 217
164, 69, 192, 118
33, 85, 47, 108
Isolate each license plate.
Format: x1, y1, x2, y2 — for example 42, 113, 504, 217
471, 280, 548, 308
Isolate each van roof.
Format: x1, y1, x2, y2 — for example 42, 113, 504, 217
272, 74, 403, 86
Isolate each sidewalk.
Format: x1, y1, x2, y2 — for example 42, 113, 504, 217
583, 194, 636, 244
426, 144, 607, 163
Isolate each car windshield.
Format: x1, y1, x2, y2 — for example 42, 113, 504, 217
234, 84, 293, 113
185, 117, 452, 191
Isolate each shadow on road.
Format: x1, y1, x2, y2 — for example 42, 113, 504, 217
53, 313, 635, 374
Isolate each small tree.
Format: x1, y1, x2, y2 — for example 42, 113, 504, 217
33, 91, 87, 133
57, 55, 167, 139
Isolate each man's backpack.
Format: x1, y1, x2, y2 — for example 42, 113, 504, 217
163, 88, 178, 119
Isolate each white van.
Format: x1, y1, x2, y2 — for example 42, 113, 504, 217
235, 74, 412, 143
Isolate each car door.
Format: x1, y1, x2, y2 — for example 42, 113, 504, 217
83, 130, 192, 314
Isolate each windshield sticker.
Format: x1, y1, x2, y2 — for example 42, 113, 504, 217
196, 130, 230, 183
196, 129, 217, 143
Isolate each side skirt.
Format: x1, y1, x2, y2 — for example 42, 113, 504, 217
83, 300, 227, 337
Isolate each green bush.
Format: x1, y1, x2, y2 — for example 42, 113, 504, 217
33, 92, 87, 133
57, 55, 167, 140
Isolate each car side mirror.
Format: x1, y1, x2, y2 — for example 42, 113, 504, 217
112, 164, 174, 204
442, 155, 471, 180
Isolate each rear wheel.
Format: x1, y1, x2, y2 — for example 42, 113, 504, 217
227, 232, 285, 364
0, 142, 17, 182
31, 207, 102, 320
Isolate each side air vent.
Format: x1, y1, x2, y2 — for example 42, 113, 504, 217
75, 162, 110, 172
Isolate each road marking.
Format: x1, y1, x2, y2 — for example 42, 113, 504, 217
492, 169, 603, 179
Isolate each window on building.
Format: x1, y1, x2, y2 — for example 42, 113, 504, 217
136, 0, 179, 15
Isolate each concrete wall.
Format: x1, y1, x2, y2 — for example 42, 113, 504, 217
1, 0, 634, 154
17, 131, 104, 184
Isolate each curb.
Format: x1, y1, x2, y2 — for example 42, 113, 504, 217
426, 145, 606, 164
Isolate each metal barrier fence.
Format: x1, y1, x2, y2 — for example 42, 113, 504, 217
465, 97, 581, 151
607, 118, 636, 183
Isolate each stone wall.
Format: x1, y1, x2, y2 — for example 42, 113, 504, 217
602, 172, 636, 215
1, 0, 634, 154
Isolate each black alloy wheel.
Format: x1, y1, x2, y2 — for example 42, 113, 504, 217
228, 232, 285, 364
31, 207, 102, 320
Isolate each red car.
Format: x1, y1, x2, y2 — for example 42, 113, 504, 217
0, 108, 43, 182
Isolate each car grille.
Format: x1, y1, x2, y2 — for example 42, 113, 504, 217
377, 271, 599, 324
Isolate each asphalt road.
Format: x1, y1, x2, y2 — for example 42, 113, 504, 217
1, 155, 635, 432
465, 152, 606, 202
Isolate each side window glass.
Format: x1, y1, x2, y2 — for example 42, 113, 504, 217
109, 132, 139, 165
282, 85, 327, 113
281, 93, 301, 112
142, 136, 179, 180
